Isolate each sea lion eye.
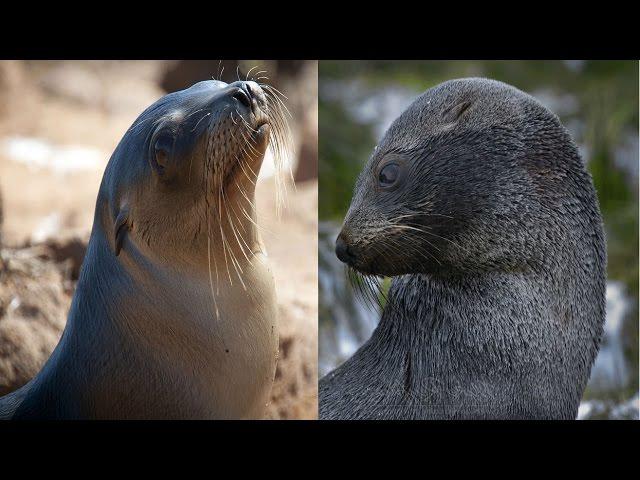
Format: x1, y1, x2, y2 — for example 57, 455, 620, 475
152, 133, 173, 175
378, 163, 400, 187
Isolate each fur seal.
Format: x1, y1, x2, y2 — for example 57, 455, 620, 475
320, 78, 606, 420
0, 79, 291, 419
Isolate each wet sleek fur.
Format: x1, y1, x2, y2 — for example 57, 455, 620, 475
320, 78, 606, 419
0, 79, 289, 419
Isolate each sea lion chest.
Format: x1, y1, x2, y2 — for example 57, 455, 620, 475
75, 244, 279, 419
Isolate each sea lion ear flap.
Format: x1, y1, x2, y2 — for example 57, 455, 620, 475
442, 100, 472, 124
113, 208, 129, 257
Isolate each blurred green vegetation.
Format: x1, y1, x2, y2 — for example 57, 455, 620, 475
319, 60, 639, 398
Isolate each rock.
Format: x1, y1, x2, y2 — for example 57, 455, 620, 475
0, 246, 71, 396
265, 304, 318, 419
36, 237, 87, 282
0, 235, 318, 418
37, 63, 104, 108
0, 61, 42, 135
0, 188, 4, 247
0, 61, 25, 119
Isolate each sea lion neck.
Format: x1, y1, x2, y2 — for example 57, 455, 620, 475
18, 221, 275, 419
99, 186, 265, 273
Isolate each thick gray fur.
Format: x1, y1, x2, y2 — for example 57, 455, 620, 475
320, 78, 606, 420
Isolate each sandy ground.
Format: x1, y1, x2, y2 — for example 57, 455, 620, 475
0, 60, 317, 418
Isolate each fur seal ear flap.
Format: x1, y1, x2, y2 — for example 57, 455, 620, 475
114, 208, 129, 256
442, 100, 472, 123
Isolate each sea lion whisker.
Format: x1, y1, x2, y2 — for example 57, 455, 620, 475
215, 186, 235, 286
227, 193, 251, 237
127, 114, 158, 134
191, 112, 212, 132
185, 107, 209, 120
235, 154, 258, 187
236, 113, 259, 133
207, 234, 220, 320
245, 65, 258, 82
221, 187, 251, 265
263, 84, 290, 102
264, 87, 293, 119
236, 129, 262, 157
218, 187, 247, 288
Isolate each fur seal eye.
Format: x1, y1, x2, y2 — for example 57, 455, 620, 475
378, 163, 400, 187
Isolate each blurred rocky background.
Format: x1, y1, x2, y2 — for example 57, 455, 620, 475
319, 60, 639, 420
0, 60, 318, 419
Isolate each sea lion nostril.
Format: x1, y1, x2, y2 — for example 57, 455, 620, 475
232, 87, 251, 109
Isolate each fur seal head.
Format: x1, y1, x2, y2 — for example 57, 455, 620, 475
336, 77, 600, 280
322, 78, 605, 419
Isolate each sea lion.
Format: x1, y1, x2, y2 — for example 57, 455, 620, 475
320, 78, 606, 420
0, 79, 291, 419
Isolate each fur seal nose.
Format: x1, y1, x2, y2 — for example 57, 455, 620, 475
335, 233, 356, 264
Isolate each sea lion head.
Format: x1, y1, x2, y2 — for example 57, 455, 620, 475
98, 79, 290, 268
337, 77, 601, 279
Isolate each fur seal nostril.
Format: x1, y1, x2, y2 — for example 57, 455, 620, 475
335, 235, 355, 264
320, 77, 606, 420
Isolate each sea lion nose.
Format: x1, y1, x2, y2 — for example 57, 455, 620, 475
229, 81, 265, 112
230, 83, 252, 109
244, 81, 267, 107
335, 233, 356, 264
245, 81, 257, 98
